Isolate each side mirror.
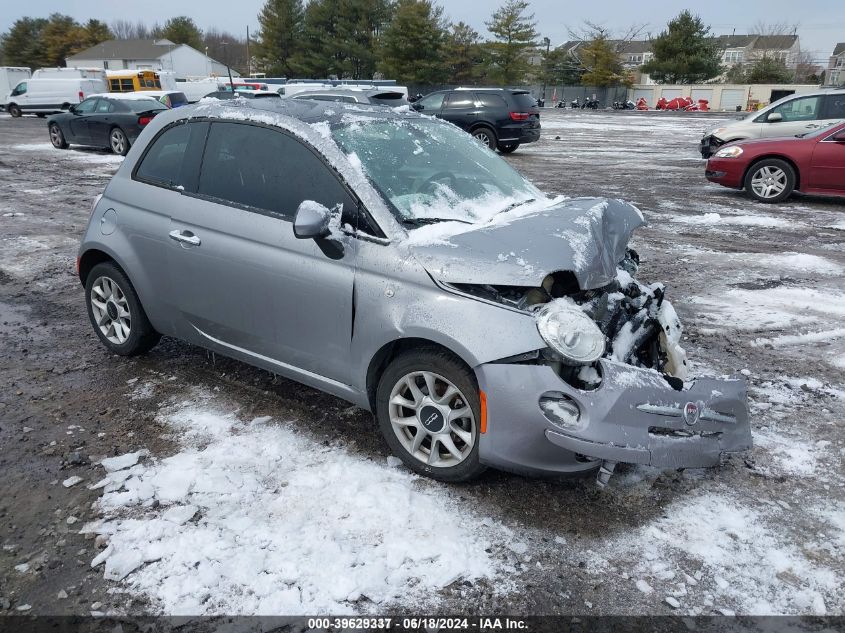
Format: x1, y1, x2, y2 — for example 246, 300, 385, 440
766, 112, 783, 123
412, 103, 423, 111
68, 104, 78, 114
293, 201, 332, 239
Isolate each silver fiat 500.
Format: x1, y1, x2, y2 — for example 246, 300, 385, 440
78, 99, 751, 485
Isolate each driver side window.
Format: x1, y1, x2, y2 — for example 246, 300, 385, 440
417, 92, 445, 111
770, 96, 821, 122
12, 82, 26, 96
75, 98, 99, 114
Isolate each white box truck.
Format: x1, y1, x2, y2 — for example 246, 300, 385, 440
32, 67, 107, 80
0, 67, 32, 110
3, 77, 108, 117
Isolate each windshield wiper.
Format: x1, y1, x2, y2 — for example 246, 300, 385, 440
493, 198, 537, 217
401, 217, 473, 227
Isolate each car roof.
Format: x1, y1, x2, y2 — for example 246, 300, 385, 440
88, 92, 160, 101
178, 97, 418, 127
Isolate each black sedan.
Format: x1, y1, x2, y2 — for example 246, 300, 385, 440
47, 95, 169, 155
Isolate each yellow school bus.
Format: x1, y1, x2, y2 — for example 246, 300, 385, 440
106, 70, 162, 93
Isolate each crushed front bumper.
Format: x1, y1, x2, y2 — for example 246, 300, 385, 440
476, 359, 751, 477
699, 134, 726, 159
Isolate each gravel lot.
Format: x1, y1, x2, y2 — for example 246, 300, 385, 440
1, 109, 843, 617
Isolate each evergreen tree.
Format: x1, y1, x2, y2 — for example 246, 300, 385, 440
161, 16, 204, 50
579, 33, 629, 86
485, 0, 537, 85
0, 17, 50, 69
42, 14, 84, 67
378, 0, 448, 84
443, 21, 481, 84
745, 56, 793, 84
257, 0, 305, 76
80, 20, 113, 49
641, 11, 722, 84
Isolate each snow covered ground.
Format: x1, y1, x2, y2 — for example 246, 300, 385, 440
1, 109, 843, 617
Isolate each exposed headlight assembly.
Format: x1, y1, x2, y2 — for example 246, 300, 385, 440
714, 145, 743, 158
535, 301, 605, 364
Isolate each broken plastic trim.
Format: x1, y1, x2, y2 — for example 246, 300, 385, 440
636, 403, 738, 424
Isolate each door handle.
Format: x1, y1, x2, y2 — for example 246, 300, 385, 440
169, 229, 201, 246
805, 124, 819, 128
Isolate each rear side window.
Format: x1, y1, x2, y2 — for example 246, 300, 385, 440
197, 122, 353, 220
476, 93, 507, 108
510, 92, 538, 110
135, 121, 207, 191
95, 100, 115, 113
822, 94, 845, 119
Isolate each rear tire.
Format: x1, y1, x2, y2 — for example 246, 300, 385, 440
85, 262, 160, 356
49, 123, 69, 149
109, 127, 129, 156
8, 104, 22, 118
498, 142, 519, 154
472, 126, 497, 151
376, 348, 486, 483
744, 158, 795, 203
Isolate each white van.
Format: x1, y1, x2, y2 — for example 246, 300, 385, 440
32, 67, 106, 80
0, 67, 31, 105
3, 77, 107, 117
176, 77, 224, 102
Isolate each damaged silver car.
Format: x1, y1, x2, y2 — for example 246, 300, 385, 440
77, 99, 752, 485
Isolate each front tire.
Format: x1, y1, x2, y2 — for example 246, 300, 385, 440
49, 123, 69, 149
85, 262, 160, 356
109, 127, 129, 156
472, 126, 497, 151
376, 348, 486, 482
498, 142, 519, 154
8, 104, 22, 118
744, 158, 795, 203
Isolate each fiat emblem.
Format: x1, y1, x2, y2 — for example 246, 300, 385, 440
682, 401, 702, 426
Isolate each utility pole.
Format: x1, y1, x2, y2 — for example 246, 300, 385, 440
542, 37, 551, 106
221, 40, 235, 89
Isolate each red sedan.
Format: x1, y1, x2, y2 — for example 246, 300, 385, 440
705, 120, 845, 202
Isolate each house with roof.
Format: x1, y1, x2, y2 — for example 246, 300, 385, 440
65, 39, 239, 79
828, 43, 845, 85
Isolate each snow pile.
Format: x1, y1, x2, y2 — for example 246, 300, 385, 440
83, 405, 503, 615
670, 212, 791, 228
598, 492, 840, 614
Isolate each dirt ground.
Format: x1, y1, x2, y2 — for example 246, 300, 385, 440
0, 109, 843, 617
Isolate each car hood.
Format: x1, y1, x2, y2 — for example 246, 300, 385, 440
409, 197, 645, 290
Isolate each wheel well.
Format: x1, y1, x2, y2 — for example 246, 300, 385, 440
469, 122, 495, 135
742, 155, 801, 190
78, 249, 115, 285
365, 338, 472, 411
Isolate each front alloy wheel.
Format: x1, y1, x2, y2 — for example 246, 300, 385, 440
109, 128, 129, 155
376, 349, 485, 482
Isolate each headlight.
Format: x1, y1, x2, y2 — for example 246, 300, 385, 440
535, 301, 605, 364
714, 146, 743, 158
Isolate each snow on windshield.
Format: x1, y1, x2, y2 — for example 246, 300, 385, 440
331, 118, 545, 226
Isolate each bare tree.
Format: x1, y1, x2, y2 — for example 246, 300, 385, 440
110, 19, 157, 40
750, 21, 799, 36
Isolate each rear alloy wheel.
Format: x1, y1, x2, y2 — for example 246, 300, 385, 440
498, 142, 519, 154
744, 159, 795, 203
85, 262, 160, 356
376, 349, 486, 482
49, 123, 68, 149
472, 126, 497, 150
109, 127, 129, 155
8, 104, 22, 118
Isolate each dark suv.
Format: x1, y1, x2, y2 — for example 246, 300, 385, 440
411, 88, 540, 153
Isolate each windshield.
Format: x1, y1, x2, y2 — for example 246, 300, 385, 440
331, 118, 543, 225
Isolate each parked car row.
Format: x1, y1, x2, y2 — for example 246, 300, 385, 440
702, 88, 845, 203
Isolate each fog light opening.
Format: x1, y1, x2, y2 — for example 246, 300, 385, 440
539, 392, 581, 430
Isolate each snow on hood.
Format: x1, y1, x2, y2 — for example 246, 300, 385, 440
408, 197, 646, 290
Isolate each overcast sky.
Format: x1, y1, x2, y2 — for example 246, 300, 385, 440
3, 0, 842, 64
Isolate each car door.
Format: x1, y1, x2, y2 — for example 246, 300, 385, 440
760, 95, 825, 139
168, 121, 359, 385
808, 126, 845, 192
67, 98, 98, 143
438, 91, 478, 131
412, 92, 446, 118
87, 98, 117, 146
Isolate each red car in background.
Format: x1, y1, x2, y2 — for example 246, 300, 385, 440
705, 120, 845, 202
